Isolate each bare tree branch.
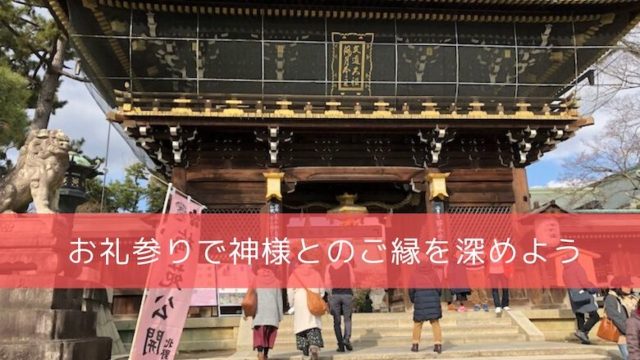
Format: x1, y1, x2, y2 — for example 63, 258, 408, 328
55, 68, 90, 82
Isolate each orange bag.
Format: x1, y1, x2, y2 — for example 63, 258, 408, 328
293, 272, 327, 316
305, 288, 328, 316
241, 288, 257, 318
597, 315, 621, 342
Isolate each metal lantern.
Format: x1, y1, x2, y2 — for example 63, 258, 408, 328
58, 151, 101, 213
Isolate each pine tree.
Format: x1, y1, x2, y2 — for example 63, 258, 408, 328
0, 62, 29, 176
0, 0, 88, 130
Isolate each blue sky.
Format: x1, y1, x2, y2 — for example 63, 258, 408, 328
45, 76, 614, 189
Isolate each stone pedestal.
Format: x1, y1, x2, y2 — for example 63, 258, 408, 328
369, 288, 388, 312
0, 288, 112, 360
0, 216, 112, 359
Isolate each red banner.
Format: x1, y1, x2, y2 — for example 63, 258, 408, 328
0, 213, 638, 289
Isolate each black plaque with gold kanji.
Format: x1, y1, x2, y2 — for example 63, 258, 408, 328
331, 33, 374, 96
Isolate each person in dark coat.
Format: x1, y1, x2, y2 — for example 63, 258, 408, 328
563, 260, 600, 344
627, 301, 640, 360
409, 261, 443, 354
605, 281, 633, 360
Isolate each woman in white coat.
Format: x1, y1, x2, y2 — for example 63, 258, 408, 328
287, 263, 325, 360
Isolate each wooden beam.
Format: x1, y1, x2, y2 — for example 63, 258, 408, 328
284, 166, 424, 183
448, 168, 514, 182
449, 191, 515, 204
188, 181, 265, 206
111, 114, 578, 131
447, 182, 514, 194
186, 167, 267, 182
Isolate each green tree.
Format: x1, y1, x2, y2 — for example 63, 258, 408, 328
107, 163, 148, 213
0, 0, 88, 130
78, 162, 168, 213
146, 177, 168, 213
0, 62, 29, 176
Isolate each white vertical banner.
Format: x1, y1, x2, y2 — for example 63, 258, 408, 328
129, 186, 205, 360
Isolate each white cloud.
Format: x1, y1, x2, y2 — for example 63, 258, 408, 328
544, 179, 582, 188
540, 86, 640, 164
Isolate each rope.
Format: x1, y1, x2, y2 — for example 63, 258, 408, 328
99, 122, 112, 212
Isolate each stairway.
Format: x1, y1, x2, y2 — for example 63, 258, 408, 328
270, 311, 525, 349
228, 311, 618, 359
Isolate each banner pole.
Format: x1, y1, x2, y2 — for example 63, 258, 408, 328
162, 183, 173, 214
128, 182, 173, 359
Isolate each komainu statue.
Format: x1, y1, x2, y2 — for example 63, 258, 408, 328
0, 129, 70, 213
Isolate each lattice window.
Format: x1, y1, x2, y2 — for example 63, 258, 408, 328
447, 205, 511, 214
202, 207, 262, 214
447, 205, 533, 302
201, 206, 262, 235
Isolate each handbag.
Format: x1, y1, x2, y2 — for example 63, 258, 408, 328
597, 314, 621, 342
293, 272, 327, 316
241, 288, 257, 318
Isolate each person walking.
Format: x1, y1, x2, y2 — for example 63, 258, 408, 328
448, 249, 471, 312
324, 257, 355, 352
409, 261, 443, 354
251, 266, 284, 360
288, 264, 325, 360
627, 301, 640, 360
489, 257, 512, 314
605, 277, 634, 360
563, 260, 600, 344
467, 266, 489, 312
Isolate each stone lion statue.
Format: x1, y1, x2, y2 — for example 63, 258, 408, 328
0, 129, 70, 213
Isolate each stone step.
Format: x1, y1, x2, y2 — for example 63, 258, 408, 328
276, 315, 514, 328
178, 339, 238, 352
0, 309, 96, 341
454, 356, 608, 360
123, 338, 238, 354
280, 326, 521, 338
224, 342, 614, 360
313, 312, 507, 320
263, 332, 528, 349
276, 321, 515, 332
226, 351, 609, 360
0, 337, 112, 360
541, 330, 611, 343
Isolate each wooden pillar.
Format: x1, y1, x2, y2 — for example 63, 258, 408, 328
512, 168, 530, 213
425, 171, 450, 307
511, 168, 546, 306
413, 171, 451, 310
172, 166, 188, 192
263, 171, 287, 311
